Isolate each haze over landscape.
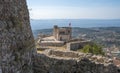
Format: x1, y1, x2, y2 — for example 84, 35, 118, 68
27, 0, 120, 19
27, 0, 120, 30
30, 19, 120, 30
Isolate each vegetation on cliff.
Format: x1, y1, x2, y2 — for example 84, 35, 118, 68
80, 43, 105, 55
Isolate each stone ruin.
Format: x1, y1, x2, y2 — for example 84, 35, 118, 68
34, 49, 120, 73
37, 25, 91, 51
37, 25, 72, 48
0, 0, 120, 73
53, 25, 72, 42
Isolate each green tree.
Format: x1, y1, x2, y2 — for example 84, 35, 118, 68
80, 43, 104, 55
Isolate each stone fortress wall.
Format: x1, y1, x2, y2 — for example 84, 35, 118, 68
67, 41, 91, 51
33, 49, 120, 73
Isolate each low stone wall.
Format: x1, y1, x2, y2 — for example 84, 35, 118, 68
48, 50, 80, 58
40, 42, 64, 47
67, 41, 91, 51
33, 49, 119, 73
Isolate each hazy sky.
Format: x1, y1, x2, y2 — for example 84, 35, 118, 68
27, 0, 120, 19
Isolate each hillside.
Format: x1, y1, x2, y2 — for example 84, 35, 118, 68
33, 27, 120, 48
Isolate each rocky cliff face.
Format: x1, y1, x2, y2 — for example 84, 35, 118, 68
0, 0, 35, 73
34, 49, 119, 73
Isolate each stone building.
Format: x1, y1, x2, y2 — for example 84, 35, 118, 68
37, 25, 72, 47
53, 25, 72, 42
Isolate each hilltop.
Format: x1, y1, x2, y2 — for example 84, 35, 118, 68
33, 27, 120, 48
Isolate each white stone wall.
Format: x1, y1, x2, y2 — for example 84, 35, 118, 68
67, 41, 91, 51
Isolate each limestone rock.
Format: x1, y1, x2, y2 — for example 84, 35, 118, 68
0, 0, 35, 73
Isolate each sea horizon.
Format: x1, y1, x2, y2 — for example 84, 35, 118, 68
30, 19, 120, 30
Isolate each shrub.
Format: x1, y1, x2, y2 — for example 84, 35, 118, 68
80, 43, 104, 55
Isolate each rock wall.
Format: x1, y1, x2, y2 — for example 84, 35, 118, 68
34, 49, 119, 73
40, 42, 64, 47
0, 0, 35, 73
67, 41, 91, 51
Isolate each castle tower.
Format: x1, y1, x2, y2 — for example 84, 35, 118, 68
53, 24, 72, 42
53, 25, 58, 40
